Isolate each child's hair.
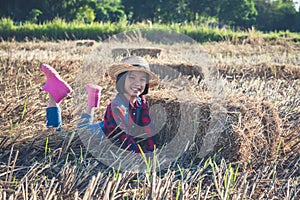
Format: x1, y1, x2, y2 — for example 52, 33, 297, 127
116, 71, 150, 96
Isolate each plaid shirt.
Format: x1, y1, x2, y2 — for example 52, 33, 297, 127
102, 93, 156, 153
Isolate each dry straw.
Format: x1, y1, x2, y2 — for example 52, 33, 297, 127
0, 39, 299, 199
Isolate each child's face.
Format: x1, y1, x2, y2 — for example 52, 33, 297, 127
124, 71, 147, 100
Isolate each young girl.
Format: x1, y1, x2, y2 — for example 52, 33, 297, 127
42, 56, 158, 153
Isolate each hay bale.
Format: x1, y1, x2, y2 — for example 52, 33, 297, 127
111, 47, 163, 58
76, 40, 95, 47
218, 96, 281, 166
218, 62, 300, 80
147, 94, 281, 168
150, 62, 204, 81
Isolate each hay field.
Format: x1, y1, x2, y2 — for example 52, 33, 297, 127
0, 38, 299, 199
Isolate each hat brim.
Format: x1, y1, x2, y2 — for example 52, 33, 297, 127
108, 63, 159, 86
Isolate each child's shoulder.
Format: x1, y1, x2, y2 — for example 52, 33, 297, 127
107, 98, 127, 116
109, 96, 128, 112
110, 96, 124, 105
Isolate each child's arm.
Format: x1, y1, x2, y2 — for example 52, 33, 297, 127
110, 100, 151, 138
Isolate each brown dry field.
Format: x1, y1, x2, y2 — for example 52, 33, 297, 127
0, 38, 299, 199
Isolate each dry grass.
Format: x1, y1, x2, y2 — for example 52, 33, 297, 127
0, 38, 299, 199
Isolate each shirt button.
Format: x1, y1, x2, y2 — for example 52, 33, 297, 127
133, 113, 136, 115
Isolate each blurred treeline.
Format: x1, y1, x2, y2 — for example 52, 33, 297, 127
0, 0, 299, 32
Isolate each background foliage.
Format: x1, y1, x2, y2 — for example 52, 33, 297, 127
0, 0, 299, 32
1, 17, 299, 42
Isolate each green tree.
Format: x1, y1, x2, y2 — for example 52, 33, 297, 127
254, 0, 298, 31
29, 9, 43, 23
218, 0, 258, 28
0, 0, 39, 21
157, 0, 190, 23
76, 5, 95, 23
254, 0, 274, 30
122, 0, 158, 22
188, 0, 219, 19
187, 0, 221, 25
94, 0, 126, 22
0, 0, 97, 22
272, 0, 297, 30
95, 5, 126, 22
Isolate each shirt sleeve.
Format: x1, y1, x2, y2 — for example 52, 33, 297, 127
110, 99, 132, 134
106, 97, 156, 153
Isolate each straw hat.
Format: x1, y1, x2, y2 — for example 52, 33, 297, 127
108, 56, 159, 86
